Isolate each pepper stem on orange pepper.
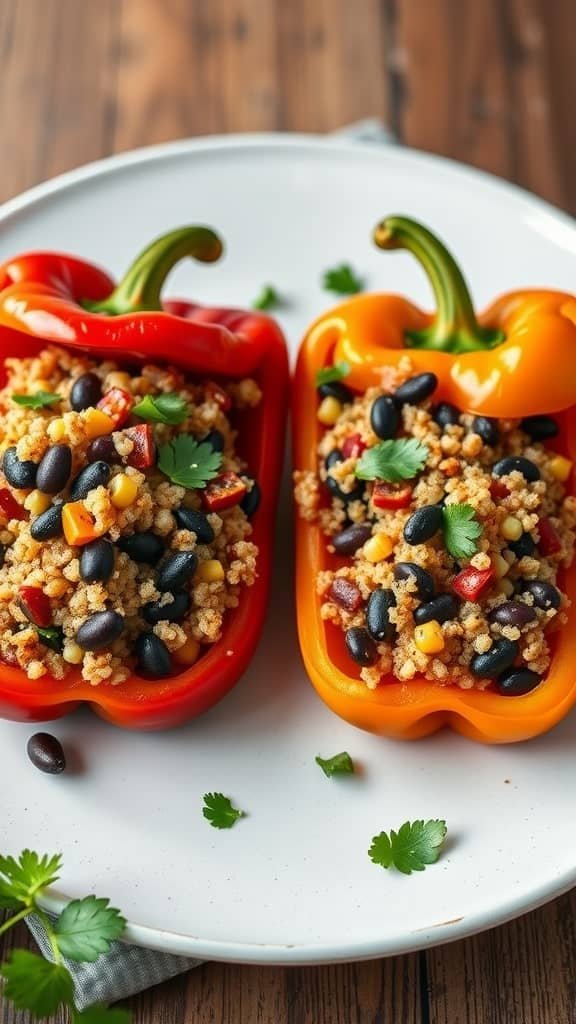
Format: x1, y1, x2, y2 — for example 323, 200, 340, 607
373, 216, 504, 354
84, 226, 223, 315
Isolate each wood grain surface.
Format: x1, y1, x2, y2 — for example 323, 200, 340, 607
1, 1, 576, 1022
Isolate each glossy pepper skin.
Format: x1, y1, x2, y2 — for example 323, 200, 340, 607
293, 216, 576, 743
0, 227, 289, 730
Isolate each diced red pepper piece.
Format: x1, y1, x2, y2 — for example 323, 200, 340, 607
452, 565, 494, 602
17, 586, 51, 628
490, 479, 510, 500
342, 434, 366, 460
0, 488, 26, 521
123, 424, 156, 469
202, 472, 247, 512
204, 380, 232, 412
372, 481, 413, 510
328, 578, 363, 612
538, 516, 562, 556
97, 388, 134, 427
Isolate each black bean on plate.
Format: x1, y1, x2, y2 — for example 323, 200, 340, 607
472, 416, 499, 446
345, 627, 378, 666
370, 396, 399, 440
70, 372, 103, 412
520, 415, 558, 442
27, 732, 66, 774
470, 638, 518, 678
80, 539, 115, 583
394, 562, 435, 600
403, 505, 443, 545
496, 668, 541, 696
117, 531, 165, 564
3, 446, 37, 489
30, 503, 63, 541
432, 402, 460, 429
414, 593, 458, 625
492, 456, 540, 482
36, 444, 72, 494
76, 610, 124, 651
366, 588, 396, 642
135, 631, 172, 677
332, 523, 372, 556
394, 373, 438, 405
156, 551, 198, 591
521, 580, 561, 610
69, 461, 111, 500
174, 507, 215, 544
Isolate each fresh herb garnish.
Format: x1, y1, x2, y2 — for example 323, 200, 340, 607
315, 752, 355, 777
202, 793, 245, 829
356, 439, 429, 483
369, 819, 448, 875
0, 850, 127, 1020
322, 264, 364, 296
252, 284, 281, 311
315, 361, 350, 388
442, 503, 483, 559
158, 435, 222, 489
36, 625, 64, 653
12, 391, 61, 410
132, 392, 188, 425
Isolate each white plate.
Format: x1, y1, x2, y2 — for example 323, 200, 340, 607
2, 135, 576, 964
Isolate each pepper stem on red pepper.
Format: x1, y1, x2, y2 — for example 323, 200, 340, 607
84, 227, 223, 315
373, 216, 504, 354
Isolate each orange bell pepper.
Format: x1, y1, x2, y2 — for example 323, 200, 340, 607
293, 215, 576, 743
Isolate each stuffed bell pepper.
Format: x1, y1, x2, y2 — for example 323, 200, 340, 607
294, 215, 576, 743
0, 226, 288, 729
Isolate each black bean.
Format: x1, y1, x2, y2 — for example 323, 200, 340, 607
135, 631, 172, 678
69, 461, 111, 500
522, 580, 561, 610
492, 456, 540, 482
86, 435, 116, 464
27, 732, 66, 775
370, 396, 399, 440
117, 532, 165, 565
432, 402, 461, 429
240, 481, 261, 519
157, 551, 198, 591
326, 476, 365, 504
403, 505, 443, 545
414, 593, 458, 625
472, 416, 499, 446
508, 532, 537, 559
345, 626, 378, 666
70, 372, 102, 412
203, 429, 225, 453
3, 446, 37, 489
496, 668, 542, 696
36, 444, 72, 494
366, 588, 396, 642
325, 449, 343, 470
318, 381, 353, 404
394, 562, 435, 600
470, 638, 518, 679
332, 523, 373, 555
488, 601, 536, 627
521, 415, 558, 442
80, 539, 115, 583
142, 590, 190, 625
394, 373, 438, 405
174, 507, 215, 544
30, 503, 63, 541
76, 610, 124, 651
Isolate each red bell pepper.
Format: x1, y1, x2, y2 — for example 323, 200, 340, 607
202, 471, 247, 512
97, 387, 134, 427
538, 517, 562, 556
0, 227, 289, 730
452, 565, 495, 602
123, 425, 155, 470
342, 434, 366, 460
371, 481, 413, 510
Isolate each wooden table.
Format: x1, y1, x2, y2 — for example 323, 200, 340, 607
1, 2, 576, 1021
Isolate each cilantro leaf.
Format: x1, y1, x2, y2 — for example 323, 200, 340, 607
369, 819, 448, 875
322, 263, 364, 295
442, 503, 483, 559
356, 439, 429, 483
132, 392, 188, 425
0, 850, 62, 907
315, 361, 350, 388
54, 895, 126, 962
202, 793, 245, 829
74, 1006, 132, 1023
12, 391, 61, 410
158, 435, 222, 489
0, 951, 74, 1017
315, 752, 355, 777
36, 625, 64, 653
252, 284, 281, 311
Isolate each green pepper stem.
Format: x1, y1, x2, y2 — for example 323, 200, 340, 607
84, 226, 223, 315
373, 216, 503, 353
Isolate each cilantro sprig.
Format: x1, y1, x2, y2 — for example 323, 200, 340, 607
315, 361, 350, 388
252, 284, 281, 311
442, 503, 483, 559
369, 819, 448, 875
202, 793, 245, 829
322, 263, 364, 295
12, 391, 61, 410
158, 434, 222, 489
0, 849, 127, 1020
315, 752, 355, 778
356, 439, 429, 483
132, 392, 188, 425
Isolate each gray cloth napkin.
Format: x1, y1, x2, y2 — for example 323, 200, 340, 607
27, 118, 393, 1010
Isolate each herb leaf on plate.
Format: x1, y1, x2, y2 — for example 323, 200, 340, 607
158, 435, 222, 489
12, 391, 61, 409
0, 850, 62, 908
315, 752, 355, 777
442, 503, 483, 559
132, 392, 188, 425
54, 895, 126, 962
356, 439, 429, 483
369, 819, 448, 875
202, 793, 245, 829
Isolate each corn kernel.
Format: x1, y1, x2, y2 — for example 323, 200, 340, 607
63, 641, 84, 665
492, 553, 510, 579
105, 371, 133, 392
24, 490, 52, 516
173, 637, 201, 666
549, 455, 572, 482
109, 473, 138, 509
83, 408, 115, 439
362, 533, 394, 563
496, 578, 515, 597
196, 559, 225, 582
317, 396, 342, 426
414, 620, 445, 654
47, 418, 66, 442
500, 516, 523, 542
